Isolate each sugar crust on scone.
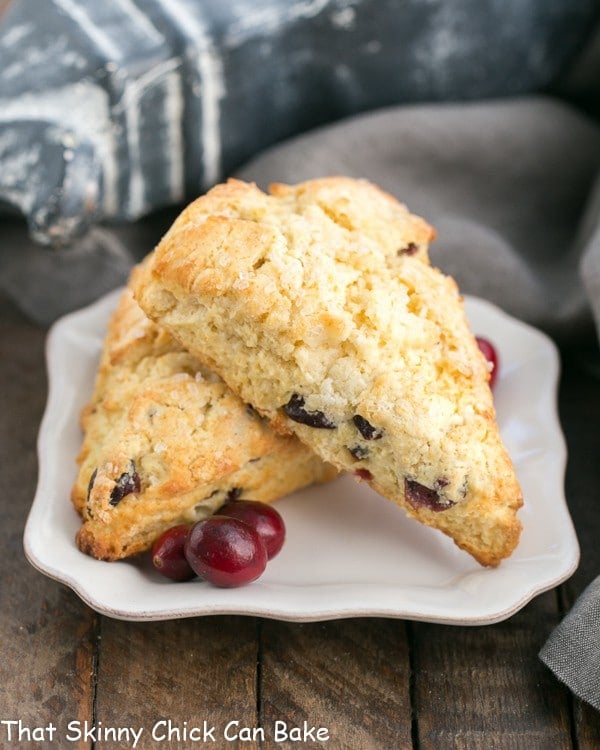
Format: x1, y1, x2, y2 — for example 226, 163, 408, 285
72, 274, 336, 561
133, 177, 523, 566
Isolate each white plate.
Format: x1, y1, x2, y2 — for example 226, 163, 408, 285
24, 290, 579, 624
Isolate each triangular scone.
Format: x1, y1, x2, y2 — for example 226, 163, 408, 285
133, 177, 523, 566
72, 271, 336, 561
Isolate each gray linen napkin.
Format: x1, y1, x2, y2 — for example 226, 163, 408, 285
539, 577, 600, 711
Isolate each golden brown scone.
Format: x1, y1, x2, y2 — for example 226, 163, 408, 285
133, 177, 523, 566
72, 270, 336, 561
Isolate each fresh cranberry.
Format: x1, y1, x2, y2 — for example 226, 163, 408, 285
184, 516, 267, 587
476, 336, 499, 388
218, 500, 286, 559
151, 524, 195, 581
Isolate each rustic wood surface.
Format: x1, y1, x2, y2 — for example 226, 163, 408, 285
1, 289, 599, 749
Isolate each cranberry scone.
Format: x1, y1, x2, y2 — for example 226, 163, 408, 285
72, 273, 336, 561
133, 177, 523, 566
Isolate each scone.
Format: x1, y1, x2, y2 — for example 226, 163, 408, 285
133, 177, 523, 566
72, 272, 336, 561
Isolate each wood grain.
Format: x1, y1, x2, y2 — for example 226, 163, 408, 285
94, 615, 260, 749
573, 700, 600, 750
0, 297, 96, 749
412, 591, 573, 749
259, 618, 413, 749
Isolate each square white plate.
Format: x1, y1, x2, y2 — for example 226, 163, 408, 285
24, 290, 579, 624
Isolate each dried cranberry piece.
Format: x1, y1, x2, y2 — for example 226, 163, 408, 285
352, 415, 383, 440
404, 479, 455, 512
398, 242, 419, 256
283, 394, 336, 429
109, 462, 141, 506
348, 444, 369, 460
354, 468, 373, 481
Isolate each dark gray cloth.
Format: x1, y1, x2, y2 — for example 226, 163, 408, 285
0, 208, 178, 325
539, 577, 600, 711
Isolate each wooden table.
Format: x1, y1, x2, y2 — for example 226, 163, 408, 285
1, 289, 600, 749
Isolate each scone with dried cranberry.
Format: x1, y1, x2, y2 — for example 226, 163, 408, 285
133, 177, 523, 566
72, 274, 336, 561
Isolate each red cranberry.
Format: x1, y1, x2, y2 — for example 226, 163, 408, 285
218, 500, 286, 559
476, 337, 499, 388
151, 524, 195, 581
399, 242, 419, 256
283, 394, 336, 428
184, 516, 267, 587
404, 479, 455, 512
109, 462, 141, 505
352, 415, 383, 440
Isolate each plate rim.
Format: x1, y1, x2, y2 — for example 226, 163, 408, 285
24, 289, 580, 624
